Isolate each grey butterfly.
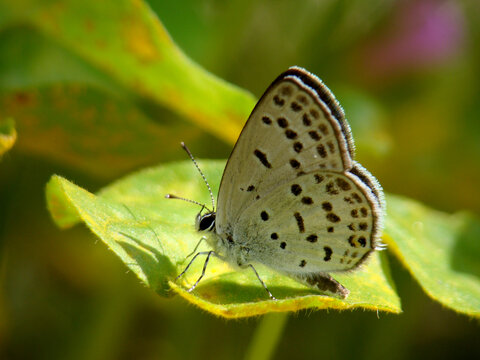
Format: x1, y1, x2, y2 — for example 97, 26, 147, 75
169, 66, 385, 299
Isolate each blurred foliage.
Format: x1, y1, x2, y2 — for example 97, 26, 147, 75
1, 0, 480, 359
0, 118, 16, 156
0, 0, 253, 177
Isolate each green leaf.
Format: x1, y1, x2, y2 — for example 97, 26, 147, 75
46, 160, 401, 318
0, 117, 16, 156
0, 26, 123, 95
1, 0, 255, 144
385, 195, 480, 318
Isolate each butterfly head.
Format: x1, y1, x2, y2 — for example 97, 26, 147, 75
195, 209, 216, 232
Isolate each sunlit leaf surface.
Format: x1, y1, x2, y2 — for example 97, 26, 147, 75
46, 160, 401, 318
385, 195, 480, 318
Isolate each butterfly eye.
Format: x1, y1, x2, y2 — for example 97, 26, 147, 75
197, 212, 216, 232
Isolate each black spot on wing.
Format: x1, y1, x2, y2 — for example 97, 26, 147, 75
323, 246, 333, 261
285, 129, 297, 139
317, 144, 327, 158
302, 113, 312, 126
291, 184, 302, 196
273, 95, 285, 106
260, 211, 269, 221
319, 123, 329, 135
322, 202, 332, 211
314, 174, 324, 183
336, 177, 351, 191
277, 117, 288, 128
262, 116, 272, 125
290, 159, 301, 169
326, 213, 341, 223
254, 149, 272, 168
291, 102, 302, 112
301, 197, 313, 205
309, 130, 321, 141
294, 212, 305, 233
293, 142, 303, 153
358, 237, 367, 247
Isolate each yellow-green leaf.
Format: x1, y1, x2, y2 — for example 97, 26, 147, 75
1, 0, 255, 144
46, 160, 401, 318
385, 195, 480, 318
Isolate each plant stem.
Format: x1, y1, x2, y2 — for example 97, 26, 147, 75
244, 312, 288, 360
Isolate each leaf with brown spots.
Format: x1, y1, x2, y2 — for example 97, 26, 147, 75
1, 0, 255, 144
0, 85, 198, 177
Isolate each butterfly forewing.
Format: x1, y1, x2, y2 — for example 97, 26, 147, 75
216, 68, 355, 234
279, 67, 355, 159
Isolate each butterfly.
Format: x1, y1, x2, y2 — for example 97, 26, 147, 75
168, 66, 385, 299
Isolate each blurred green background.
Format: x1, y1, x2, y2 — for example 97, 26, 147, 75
1, 0, 480, 359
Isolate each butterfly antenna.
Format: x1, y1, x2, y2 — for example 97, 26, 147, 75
164, 194, 210, 213
180, 142, 216, 211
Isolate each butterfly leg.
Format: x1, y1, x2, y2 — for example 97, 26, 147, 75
176, 250, 217, 293
185, 236, 207, 259
247, 264, 277, 300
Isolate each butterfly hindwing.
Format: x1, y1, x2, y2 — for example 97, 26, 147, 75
233, 170, 380, 274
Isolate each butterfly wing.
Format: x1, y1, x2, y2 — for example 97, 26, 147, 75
234, 168, 383, 273
215, 67, 384, 297
216, 67, 361, 234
